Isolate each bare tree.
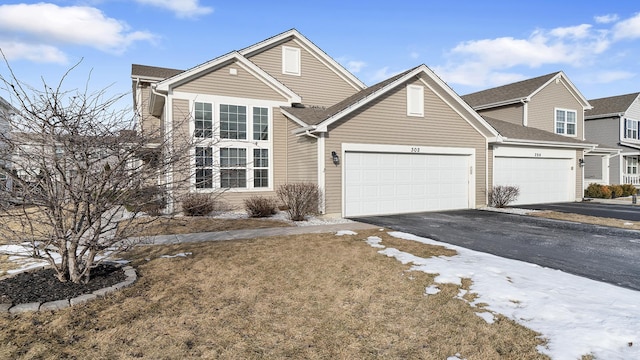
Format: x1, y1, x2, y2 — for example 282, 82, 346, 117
0, 61, 195, 284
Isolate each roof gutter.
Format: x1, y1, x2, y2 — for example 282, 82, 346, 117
585, 112, 625, 120
472, 97, 528, 111
495, 137, 597, 150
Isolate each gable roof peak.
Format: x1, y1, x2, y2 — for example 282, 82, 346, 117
462, 71, 562, 108
586, 92, 640, 118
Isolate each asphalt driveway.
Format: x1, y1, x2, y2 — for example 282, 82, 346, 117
518, 201, 640, 221
353, 210, 640, 291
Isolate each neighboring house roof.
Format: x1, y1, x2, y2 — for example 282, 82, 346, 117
484, 116, 596, 148
462, 71, 591, 110
131, 64, 183, 81
282, 64, 499, 138
585, 92, 640, 119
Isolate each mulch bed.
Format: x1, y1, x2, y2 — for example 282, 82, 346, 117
0, 263, 126, 305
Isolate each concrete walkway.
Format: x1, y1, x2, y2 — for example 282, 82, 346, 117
141, 221, 380, 245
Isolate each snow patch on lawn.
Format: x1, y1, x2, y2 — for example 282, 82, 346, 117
370, 232, 640, 360
424, 284, 440, 295
160, 252, 192, 259
479, 207, 539, 215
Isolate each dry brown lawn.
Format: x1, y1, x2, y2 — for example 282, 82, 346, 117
0, 229, 547, 360
532, 210, 640, 230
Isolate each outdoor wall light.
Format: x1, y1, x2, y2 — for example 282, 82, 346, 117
578, 158, 585, 167
331, 151, 340, 165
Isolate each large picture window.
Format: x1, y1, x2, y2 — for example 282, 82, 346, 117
220, 105, 247, 140
555, 109, 576, 136
194, 102, 213, 138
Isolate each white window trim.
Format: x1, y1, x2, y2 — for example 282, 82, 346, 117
554, 108, 577, 137
282, 46, 301, 76
624, 118, 640, 142
188, 99, 273, 192
407, 85, 424, 117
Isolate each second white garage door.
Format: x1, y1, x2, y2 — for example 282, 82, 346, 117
494, 156, 574, 205
344, 151, 471, 217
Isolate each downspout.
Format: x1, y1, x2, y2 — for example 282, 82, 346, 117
317, 133, 326, 214
521, 98, 529, 126
150, 85, 173, 214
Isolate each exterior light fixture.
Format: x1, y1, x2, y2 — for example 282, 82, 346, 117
578, 158, 585, 167
331, 151, 340, 165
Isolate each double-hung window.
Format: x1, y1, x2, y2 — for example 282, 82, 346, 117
253, 149, 269, 188
555, 109, 577, 136
195, 147, 214, 189
220, 105, 247, 139
625, 118, 640, 140
627, 156, 639, 175
194, 102, 213, 138
220, 148, 247, 188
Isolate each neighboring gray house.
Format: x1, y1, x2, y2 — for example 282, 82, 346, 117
0, 96, 16, 192
584, 92, 640, 185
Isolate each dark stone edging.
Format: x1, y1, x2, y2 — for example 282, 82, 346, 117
0, 264, 137, 314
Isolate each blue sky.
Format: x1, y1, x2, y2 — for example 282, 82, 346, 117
1, 0, 640, 110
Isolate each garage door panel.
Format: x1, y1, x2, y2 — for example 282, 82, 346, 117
345, 152, 471, 217
494, 157, 573, 205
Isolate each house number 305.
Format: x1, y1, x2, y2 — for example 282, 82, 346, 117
411, 147, 420, 153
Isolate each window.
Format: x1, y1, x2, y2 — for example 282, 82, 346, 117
194, 102, 213, 138
195, 147, 214, 189
407, 85, 424, 117
220, 105, 247, 140
282, 46, 301, 76
253, 149, 269, 188
253, 107, 269, 140
220, 148, 246, 188
625, 118, 640, 140
555, 109, 577, 136
627, 156, 639, 175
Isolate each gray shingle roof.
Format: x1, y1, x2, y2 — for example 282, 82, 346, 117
585, 92, 640, 118
282, 67, 417, 125
462, 72, 560, 108
483, 116, 593, 146
131, 64, 183, 80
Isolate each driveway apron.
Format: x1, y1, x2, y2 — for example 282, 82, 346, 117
353, 210, 640, 291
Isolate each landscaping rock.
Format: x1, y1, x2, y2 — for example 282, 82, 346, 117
93, 286, 116, 298
40, 299, 70, 311
70, 293, 97, 306
9, 302, 41, 313
0, 303, 11, 313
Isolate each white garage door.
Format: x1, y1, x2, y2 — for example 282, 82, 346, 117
494, 156, 574, 205
344, 152, 470, 217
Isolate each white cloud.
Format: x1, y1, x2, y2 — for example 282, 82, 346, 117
134, 0, 213, 19
595, 14, 619, 24
369, 66, 398, 83
0, 41, 67, 64
347, 60, 366, 73
0, 3, 156, 63
436, 23, 613, 88
613, 12, 640, 40
586, 70, 636, 84
410, 51, 420, 59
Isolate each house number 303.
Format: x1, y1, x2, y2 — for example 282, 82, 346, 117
411, 147, 420, 153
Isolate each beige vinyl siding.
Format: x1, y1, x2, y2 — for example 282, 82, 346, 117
248, 39, 360, 106
137, 84, 163, 142
324, 78, 487, 214
476, 103, 524, 125
174, 62, 285, 102
286, 118, 317, 183
529, 79, 584, 139
171, 99, 192, 206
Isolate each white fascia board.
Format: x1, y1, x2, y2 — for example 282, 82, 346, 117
155, 52, 301, 103
239, 29, 366, 91
496, 138, 597, 149
534, 71, 591, 109
586, 147, 621, 155
585, 113, 624, 120
280, 108, 310, 128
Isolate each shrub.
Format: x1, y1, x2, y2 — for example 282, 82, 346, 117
181, 193, 218, 216
276, 182, 321, 221
609, 184, 623, 198
584, 183, 604, 198
600, 186, 612, 199
488, 185, 520, 208
244, 196, 278, 218
621, 184, 638, 197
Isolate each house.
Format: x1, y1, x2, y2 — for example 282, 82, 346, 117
132, 30, 597, 217
583, 92, 640, 186
461, 72, 597, 205
0, 96, 16, 193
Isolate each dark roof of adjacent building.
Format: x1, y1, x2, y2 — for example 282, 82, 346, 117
462, 72, 560, 108
131, 64, 183, 80
282, 67, 417, 125
585, 92, 640, 118
483, 116, 594, 146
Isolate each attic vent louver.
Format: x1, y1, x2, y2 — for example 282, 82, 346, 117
292, 103, 305, 108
